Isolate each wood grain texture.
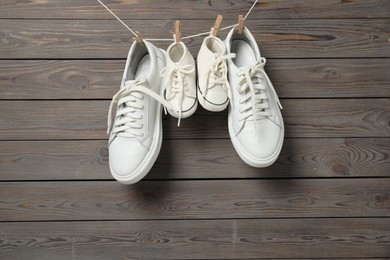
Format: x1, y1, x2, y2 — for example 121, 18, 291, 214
0, 100, 108, 140
0, 0, 389, 19
1, 19, 389, 59
0, 138, 389, 180
1, 59, 389, 99
0, 99, 388, 140
0, 218, 389, 259
268, 58, 390, 98
0, 60, 122, 99
0, 179, 389, 221
281, 98, 390, 138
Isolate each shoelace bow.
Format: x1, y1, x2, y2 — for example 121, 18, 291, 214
206, 53, 236, 101
160, 64, 195, 126
237, 58, 282, 123
107, 77, 175, 139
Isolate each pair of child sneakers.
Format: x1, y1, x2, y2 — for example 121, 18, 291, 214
107, 26, 284, 184
159, 35, 232, 124
161, 33, 235, 123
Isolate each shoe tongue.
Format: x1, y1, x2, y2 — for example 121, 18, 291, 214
124, 80, 137, 87
167, 51, 188, 67
124, 77, 146, 88
239, 62, 257, 72
215, 45, 226, 56
166, 56, 176, 67
206, 37, 225, 55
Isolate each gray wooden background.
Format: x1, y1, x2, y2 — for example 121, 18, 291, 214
0, 0, 389, 259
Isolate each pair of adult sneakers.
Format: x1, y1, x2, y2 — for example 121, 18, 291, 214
107, 26, 284, 184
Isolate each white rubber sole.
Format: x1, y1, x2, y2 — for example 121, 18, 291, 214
167, 99, 198, 119
228, 114, 284, 168
197, 86, 229, 112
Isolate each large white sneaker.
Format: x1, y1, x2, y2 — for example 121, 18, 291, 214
161, 41, 197, 126
107, 40, 171, 184
197, 35, 235, 112
225, 27, 284, 167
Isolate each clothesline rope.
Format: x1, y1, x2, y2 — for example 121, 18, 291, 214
96, 0, 259, 42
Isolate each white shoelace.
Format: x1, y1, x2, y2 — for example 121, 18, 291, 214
205, 53, 236, 101
237, 58, 282, 122
160, 64, 195, 126
107, 77, 175, 139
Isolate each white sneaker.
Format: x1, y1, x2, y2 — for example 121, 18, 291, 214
160, 41, 197, 125
225, 27, 284, 167
107, 40, 173, 184
197, 35, 235, 112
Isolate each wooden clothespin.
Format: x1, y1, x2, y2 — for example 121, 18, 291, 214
134, 31, 143, 44
210, 14, 223, 36
237, 15, 244, 34
174, 20, 181, 43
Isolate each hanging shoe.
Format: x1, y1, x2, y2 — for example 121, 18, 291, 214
224, 26, 284, 167
197, 35, 235, 112
160, 41, 197, 126
107, 40, 173, 184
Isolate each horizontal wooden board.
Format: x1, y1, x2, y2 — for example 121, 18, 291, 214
0, 179, 389, 221
270, 58, 390, 98
0, 60, 121, 100
281, 99, 390, 139
0, 0, 389, 19
0, 99, 388, 140
1, 59, 389, 99
0, 218, 389, 259
0, 138, 389, 180
1, 19, 389, 59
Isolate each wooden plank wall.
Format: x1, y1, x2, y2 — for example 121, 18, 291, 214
0, 0, 389, 259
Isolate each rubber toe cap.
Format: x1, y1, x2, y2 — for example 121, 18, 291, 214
109, 137, 149, 179
237, 119, 283, 160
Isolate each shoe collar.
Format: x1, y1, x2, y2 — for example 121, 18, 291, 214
166, 41, 190, 66
226, 27, 262, 73
122, 40, 159, 87
225, 27, 261, 60
203, 35, 226, 56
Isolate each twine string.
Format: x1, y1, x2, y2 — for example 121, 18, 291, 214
97, 0, 259, 42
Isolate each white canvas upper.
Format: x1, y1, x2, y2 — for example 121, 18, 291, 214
107, 40, 170, 184
197, 36, 235, 112
225, 27, 284, 167
161, 41, 197, 125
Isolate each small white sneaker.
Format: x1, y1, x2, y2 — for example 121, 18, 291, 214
225, 27, 284, 167
197, 35, 235, 112
160, 41, 197, 125
107, 40, 173, 184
